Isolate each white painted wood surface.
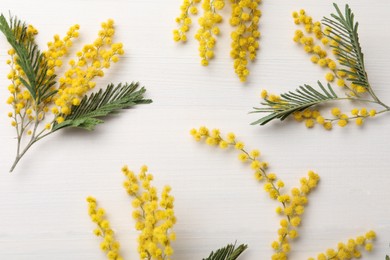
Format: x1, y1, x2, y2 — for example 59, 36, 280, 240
0, 0, 389, 259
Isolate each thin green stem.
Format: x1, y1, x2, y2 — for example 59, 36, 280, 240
10, 136, 37, 172
367, 87, 390, 109
9, 125, 54, 173
324, 108, 390, 122
227, 138, 293, 253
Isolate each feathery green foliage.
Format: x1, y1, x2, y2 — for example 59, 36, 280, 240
322, 4, 370, 93
0, 14, 56, 103
203, 243, 248, 260
251, 82, 338, 125
52, 82, 152, 131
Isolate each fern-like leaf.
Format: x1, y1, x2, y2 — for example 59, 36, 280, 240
52, 82, 152, 131
251, 81, 338, 125
203, 243, 248, 260
0, 14, 56, 103
322, 4, 370, 90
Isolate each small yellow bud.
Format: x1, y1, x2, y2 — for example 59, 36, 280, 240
356, 117, 364, 126
331, 107, 341, 117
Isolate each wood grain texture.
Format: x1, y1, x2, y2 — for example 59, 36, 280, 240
0, 0, 389, 259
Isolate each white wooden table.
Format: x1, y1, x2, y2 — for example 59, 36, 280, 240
0, 0, 389, 259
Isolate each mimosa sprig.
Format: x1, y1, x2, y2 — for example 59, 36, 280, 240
191, 126, 376, 259
0, 15, 152, 172
251, 4, 389, 129
87, 165, 177, 260
173, 0, 262, 82
87, 165, 246, 260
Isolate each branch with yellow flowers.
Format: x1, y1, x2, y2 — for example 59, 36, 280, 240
87, 165, 248, 260
251, 4, 390, 130
87, 165, 177, 260
173, 0, 262, 82
191, 126, 376, 259
0, 14, 152, 172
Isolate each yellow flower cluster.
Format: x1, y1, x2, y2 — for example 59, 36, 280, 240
173, 0, 262, 82
292, 10, 345, 86
195, 0, 223, 66
292, 109, 323, 129
6, 24, 43, 126
230, 0, 261, 81
45, 25, 80, 77
191, 126, 375, 259
328, 107, 377, 128
26, 25, 38, 37
173, 0, 201, 42
292, 9, 366, 95
270, 171, 319, 260
86, 196, 123, 260
87, 165, 176, 260
6, 47, 36, 125
294, 106, 377, 130
122, 165, 177, 260
54, 19, 124, 123
309, 231, 376, 260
